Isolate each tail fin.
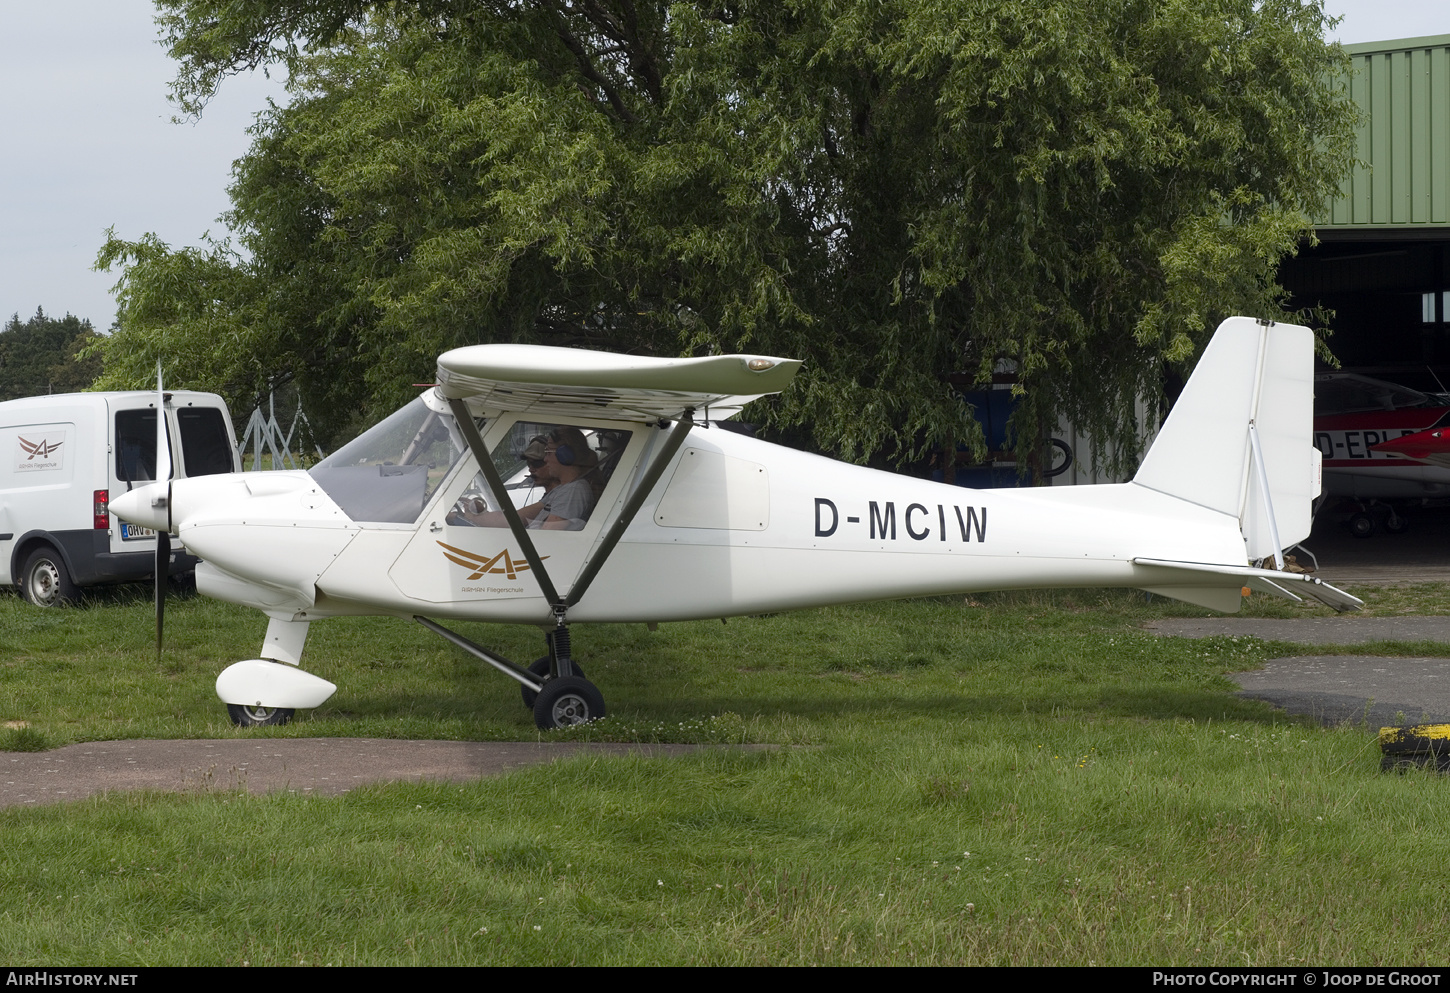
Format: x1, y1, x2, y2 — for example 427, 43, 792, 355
1133, 317, 1319, 563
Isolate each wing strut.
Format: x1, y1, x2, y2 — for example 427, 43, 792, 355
444, 398, 696, 614
446, 397, 561, 606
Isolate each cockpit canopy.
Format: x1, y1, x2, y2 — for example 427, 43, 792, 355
309, 397, 465, 523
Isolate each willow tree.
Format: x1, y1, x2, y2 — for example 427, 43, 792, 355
97, 0, 1357, 463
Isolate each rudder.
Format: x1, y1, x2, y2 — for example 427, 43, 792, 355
1133, 317, 1318, 562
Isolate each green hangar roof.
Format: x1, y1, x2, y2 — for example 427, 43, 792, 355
1318, 34, 1450, 232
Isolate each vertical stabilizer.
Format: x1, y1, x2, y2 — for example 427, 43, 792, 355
1133, 318, 1316, 559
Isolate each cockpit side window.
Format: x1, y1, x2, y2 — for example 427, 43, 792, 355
447, 422, 631, 532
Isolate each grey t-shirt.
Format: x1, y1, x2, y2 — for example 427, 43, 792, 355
529, 477, 595, 530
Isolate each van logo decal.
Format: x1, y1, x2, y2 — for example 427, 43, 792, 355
15, 433, 65, 472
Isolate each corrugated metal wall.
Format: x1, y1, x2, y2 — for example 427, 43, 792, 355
1320, 34, 1450, 229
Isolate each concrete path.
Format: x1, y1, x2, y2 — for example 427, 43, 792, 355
0, 739, 763, 809
1145, 615, 1450, 727
1144, 616, 1450, 643
1230, 656, 1450, 727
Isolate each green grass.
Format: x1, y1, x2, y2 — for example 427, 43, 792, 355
3, 583, 1450, 964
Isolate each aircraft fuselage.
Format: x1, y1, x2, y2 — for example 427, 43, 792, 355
133, 417, 1247, 627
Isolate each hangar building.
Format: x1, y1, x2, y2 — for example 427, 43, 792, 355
1282, 33, 1450, 386
1048, 34, 1450, 489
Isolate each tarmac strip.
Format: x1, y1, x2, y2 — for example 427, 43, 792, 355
1230, 656, 1450, 727
1144, 616, 1450, 644
0, 739, 767, 809
1146, 615, 1450, 727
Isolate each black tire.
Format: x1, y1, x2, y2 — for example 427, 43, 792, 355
21, 546, 79, 607
226, 704, 295, 727
1385, 513, 1409, 535
533, 676, 605, 730
1348, 512, 1376, 539
1042, 438, 1074, 478
520, 656, 586, 709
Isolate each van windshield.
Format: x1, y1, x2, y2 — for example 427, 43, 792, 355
309, 396, 467, 523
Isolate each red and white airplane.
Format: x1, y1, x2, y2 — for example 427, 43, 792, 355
1312, 373, 1450, 535
1369, 424, 1450, 470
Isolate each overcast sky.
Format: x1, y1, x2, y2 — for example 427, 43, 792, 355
2, 0, 1448, 333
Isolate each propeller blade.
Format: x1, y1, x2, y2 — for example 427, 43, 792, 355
154, 360, 172, 498
154, 360, 173, 659
155, 530, 170, 659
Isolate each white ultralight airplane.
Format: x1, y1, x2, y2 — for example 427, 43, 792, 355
111, 316, 1361, 729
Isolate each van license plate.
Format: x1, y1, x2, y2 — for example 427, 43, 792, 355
120, 524, 156, 541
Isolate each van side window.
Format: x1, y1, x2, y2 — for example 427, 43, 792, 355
114, 410, 170, 482
177, 408, 234, 476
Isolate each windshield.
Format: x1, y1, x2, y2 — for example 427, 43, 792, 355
1315, 375, 1435, 415
309, 396, 468, 523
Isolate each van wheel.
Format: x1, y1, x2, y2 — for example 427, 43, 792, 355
21, 547, 79, 607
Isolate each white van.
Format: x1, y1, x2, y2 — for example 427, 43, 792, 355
0, 391, 240, 605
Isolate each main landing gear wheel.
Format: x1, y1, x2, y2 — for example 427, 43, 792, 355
533, 676, 605, 730
1385, 512, 1409, 535
1348, 512, 1376, 539
520, 656, 587, 709
226, 704, 295, 727
22, 547, 79, 607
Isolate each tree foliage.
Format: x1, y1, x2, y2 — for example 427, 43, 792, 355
0, 308, 103, 402
98, 0, 1358, 465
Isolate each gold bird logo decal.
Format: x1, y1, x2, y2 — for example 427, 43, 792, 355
436, 541, 547, 581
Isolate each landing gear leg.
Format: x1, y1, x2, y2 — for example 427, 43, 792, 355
531, 611, 606, 729
412, 614, 606, 729
547, 612, 578, 679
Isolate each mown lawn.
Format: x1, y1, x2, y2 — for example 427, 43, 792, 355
3, 584, 1448, 965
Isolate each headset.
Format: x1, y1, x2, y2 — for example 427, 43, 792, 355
549, 430, 578, 466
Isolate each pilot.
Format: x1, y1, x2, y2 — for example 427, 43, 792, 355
454, 427, 599, 530
518, 435, 554, 495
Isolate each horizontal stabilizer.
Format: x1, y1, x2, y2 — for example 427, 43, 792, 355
1133, 557, 1363, 613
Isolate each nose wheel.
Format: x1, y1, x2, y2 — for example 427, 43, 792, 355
226, 704, 295, 727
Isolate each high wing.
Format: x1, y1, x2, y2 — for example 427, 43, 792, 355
435, 343, 802, 421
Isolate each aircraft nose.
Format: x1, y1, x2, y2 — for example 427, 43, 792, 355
110, 483, 170, 532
